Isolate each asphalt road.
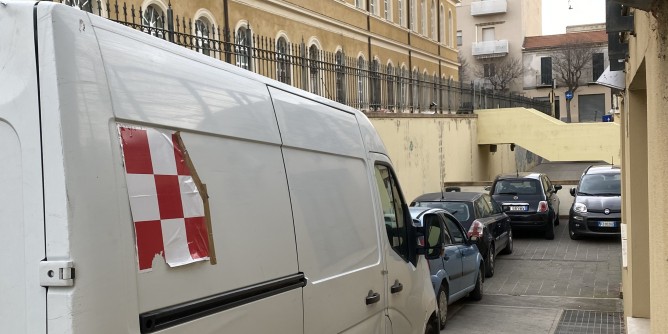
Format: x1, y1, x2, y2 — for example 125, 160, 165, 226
442, 220, 623, 333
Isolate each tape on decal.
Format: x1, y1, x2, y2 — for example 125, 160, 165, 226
118, 125, 215, 271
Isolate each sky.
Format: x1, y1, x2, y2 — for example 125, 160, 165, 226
542, 0, 606, 35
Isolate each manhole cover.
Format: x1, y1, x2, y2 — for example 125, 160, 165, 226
554, 310, 624, 334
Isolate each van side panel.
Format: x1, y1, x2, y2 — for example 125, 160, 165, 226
92, 18, 281, 145
270, 88, 385, 333
0, 3, 47, 334
36, 5, 141, 333
90, 10, 302, 333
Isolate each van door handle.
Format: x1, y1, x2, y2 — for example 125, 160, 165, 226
365, 290, 380, 305
391, 280, 404, 294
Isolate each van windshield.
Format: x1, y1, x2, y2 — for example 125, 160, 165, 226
578, 173, 621, 196
493, 179, 540, 195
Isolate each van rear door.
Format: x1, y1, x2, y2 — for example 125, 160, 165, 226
0, 2, 47, 333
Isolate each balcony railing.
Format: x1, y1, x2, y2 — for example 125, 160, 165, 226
535, 74, 553, 87
470, 0, 508, 16
471, 40, 509, 57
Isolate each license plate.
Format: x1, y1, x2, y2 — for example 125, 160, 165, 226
598, 221, 617, 227
509, 206, 527, 211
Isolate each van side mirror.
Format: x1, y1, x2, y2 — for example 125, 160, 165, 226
484, 186, 491, 192
554, 185, 562, 192
570, 187, 576, 196
422, 221, 445, 260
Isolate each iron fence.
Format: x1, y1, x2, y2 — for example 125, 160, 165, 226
55, 0, 550, 114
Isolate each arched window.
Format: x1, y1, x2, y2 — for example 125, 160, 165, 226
276, 37, 291, 84
412, 68, 419, 111
357, 56, 367, 109
448, 10, 453, 47
142, 5, 164, 38
439, 5, 445, 44
421, 0, 426, 35
431, 1, 436, 39
335, 51, 346, 104
195, 18, 211, 56
370, 58, 381, 110
309, 44, 321, 95
235, 25, 252, 70
387, 64, 395, 111
399, 65, 408, 111
422, 70, 430, 110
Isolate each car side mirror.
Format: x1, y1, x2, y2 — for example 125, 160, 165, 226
484, 186, 491, 192
422, 221, 445, 260
554, 185, 562, 192
570, 187, 576, 197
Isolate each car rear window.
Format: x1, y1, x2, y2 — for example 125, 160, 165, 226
413, 201, 471, 223
493, 179, 541, 195
579, 173, 621, 195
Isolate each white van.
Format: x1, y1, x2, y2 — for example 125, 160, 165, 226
0, 2, 442, 333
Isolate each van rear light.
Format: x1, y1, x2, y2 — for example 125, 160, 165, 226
538, 201, 548, 213
467, 220, 484, 239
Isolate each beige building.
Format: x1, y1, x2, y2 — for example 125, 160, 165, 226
617, 1, 668, 333
64, 0, 461, 113
456, 0, 542, 92
522, 28, 612, 123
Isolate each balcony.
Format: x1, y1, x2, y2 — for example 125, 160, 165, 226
471, 40, 509, 57
470, 0, 507, 16
535, 74, 553, 87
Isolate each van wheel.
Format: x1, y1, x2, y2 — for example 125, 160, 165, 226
501, 229, 513, 254
425, 312, 439, 334
470, 266, 483, 301
545, 221, 555, 240
554, 213, 560, 226
437, 285, 448, 329
485, 244, 495, 278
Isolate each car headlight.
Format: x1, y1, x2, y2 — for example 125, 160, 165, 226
573, 202, 587, 213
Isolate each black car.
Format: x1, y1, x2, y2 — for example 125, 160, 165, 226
411, 192, 513, 277
490, 173, 562, 240
568, 165, 621, 240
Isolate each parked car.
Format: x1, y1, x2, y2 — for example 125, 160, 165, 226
490, 173, 562, 240
411, 192, 513, 277
410, 207, 484, 330
568, 165, 622, 239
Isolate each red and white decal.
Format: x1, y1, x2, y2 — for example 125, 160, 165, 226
118, 125, 210, 271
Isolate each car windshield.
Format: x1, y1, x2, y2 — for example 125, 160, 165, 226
413, 201, 471, 223
493, 179, 540, 195
578, 173, 621, 196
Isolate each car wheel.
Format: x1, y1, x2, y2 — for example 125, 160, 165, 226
545, 220, 555, 240
470, 266, 483, 301
485, 245, 495, 278
501, 229, 513, 254
554, 213, 560, 226
569, 223, 582, 240
437, 285, 448, 329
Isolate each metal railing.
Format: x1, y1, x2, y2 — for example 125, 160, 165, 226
54, 0, 550, 114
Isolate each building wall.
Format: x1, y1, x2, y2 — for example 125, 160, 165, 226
522, 46, 611, 123
369, 114, 518, 202
457, 0, 541, 92
622, 4, 668, 331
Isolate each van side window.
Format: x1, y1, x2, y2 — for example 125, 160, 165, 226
442, 216, 465, 244
374, 165, 408, 260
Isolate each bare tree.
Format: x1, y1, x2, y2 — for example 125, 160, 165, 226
473, 57, 523, 92
553, 41, 594, 123
458, 53, 470, 84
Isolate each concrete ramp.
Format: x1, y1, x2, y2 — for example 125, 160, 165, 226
475, 108, 621, 164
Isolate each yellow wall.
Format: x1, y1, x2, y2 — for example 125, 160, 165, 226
369, 114, 517, 202
475, 108, 620, 163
